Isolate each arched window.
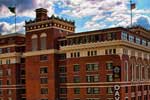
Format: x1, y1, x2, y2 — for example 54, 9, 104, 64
139, 64, 142, 80
131, 63, 134, 81
124, 61, 128, 81
40, 33, 47, 50
31, 34, 38, 51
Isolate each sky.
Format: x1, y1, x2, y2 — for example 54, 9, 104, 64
0, 0, 150, 34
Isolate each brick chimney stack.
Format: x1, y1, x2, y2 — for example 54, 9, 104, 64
35, 8, 48, 21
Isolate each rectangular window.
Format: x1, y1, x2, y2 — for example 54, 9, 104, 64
59, 66, 66, 73
107, 33, 116, 40
87, 87, 100, 94
73, 76, 80, 83
142, 39, 146, 46
6, 69, 11, 76
129, 35, 134, 42
40, 77, 48, 84
60, 88, 67, 94
6, 48, 10, 53
0, 80, 2, 86
125, 87, 128, 93
148, 42, 150, 47
0, 70, 3, 76
77, 52, 80, 57
20, 89, 26, 94
90, 35, 96, 42
71, 53, 73, 58
74, 64, 80, 72
40, 55, 48, 61
40, 37, 46, 50
86, 63, 99, 71
59, 54, 66, 60
86, 75, 99, 82
21, 69, 25, 75
74, 88, 80, 94
144, 95, 147, 100
6, 59, 11, 64
7, 79, 11, 85
144, 86, 148, 90
107, 74, 113, 82
138, 86, 142, 91
60, 76, 67, 83
21, 58, 25, 63
113, 49, 116, 54
0, 89, 3, 95
7, 89, 12, 95
21, 79, 26, 84
106, 62, 113, 70
121, 32, 128, 40
136, 37, 141, 44
87, 51, 97, 56
32, 38, 37, 51
107, 33, 112, 40
41, 88, 48, 94
40, 67, 48, 74
131, 86, 136, 92
107, 87, 113, 94
0, 60, 2, 65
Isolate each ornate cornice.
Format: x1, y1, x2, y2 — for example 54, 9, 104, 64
60, 40, 150, 53
26, 26, 74, 33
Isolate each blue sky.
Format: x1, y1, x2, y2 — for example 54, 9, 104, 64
0, 0, 150, 34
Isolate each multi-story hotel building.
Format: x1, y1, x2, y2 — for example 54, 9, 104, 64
0, 8, 150, 100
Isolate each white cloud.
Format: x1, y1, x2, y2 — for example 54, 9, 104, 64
0, 5, 14, 18
0, 0, 55, 34
0, 0, 55, 18
84, 20, 106, 31
0, 21, 25, 34
0, 0, 150, 34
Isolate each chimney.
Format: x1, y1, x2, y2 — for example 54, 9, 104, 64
35, 8, 48, 21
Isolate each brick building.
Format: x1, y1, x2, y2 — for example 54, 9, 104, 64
0, 33, 26, 100
0, 8, 150, 100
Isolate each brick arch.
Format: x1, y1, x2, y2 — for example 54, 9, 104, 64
129, 56, 137, 81
31, 34, 38, 39
40, 33, 47, 38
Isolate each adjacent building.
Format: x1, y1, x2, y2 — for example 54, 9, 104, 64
0, 8, 150, 100
0, 33, 26, 100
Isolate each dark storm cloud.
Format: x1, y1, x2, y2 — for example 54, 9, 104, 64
0, 0, 36, 12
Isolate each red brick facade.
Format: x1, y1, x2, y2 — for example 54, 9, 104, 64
0, 34, 25, 100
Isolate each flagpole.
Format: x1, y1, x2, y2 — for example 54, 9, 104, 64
15, 3, 16, 33
15, 11, 16, 33
130, 0, 132, 27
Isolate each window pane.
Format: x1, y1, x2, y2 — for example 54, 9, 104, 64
40, 37, 46, 50
32, 38, 37, 51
